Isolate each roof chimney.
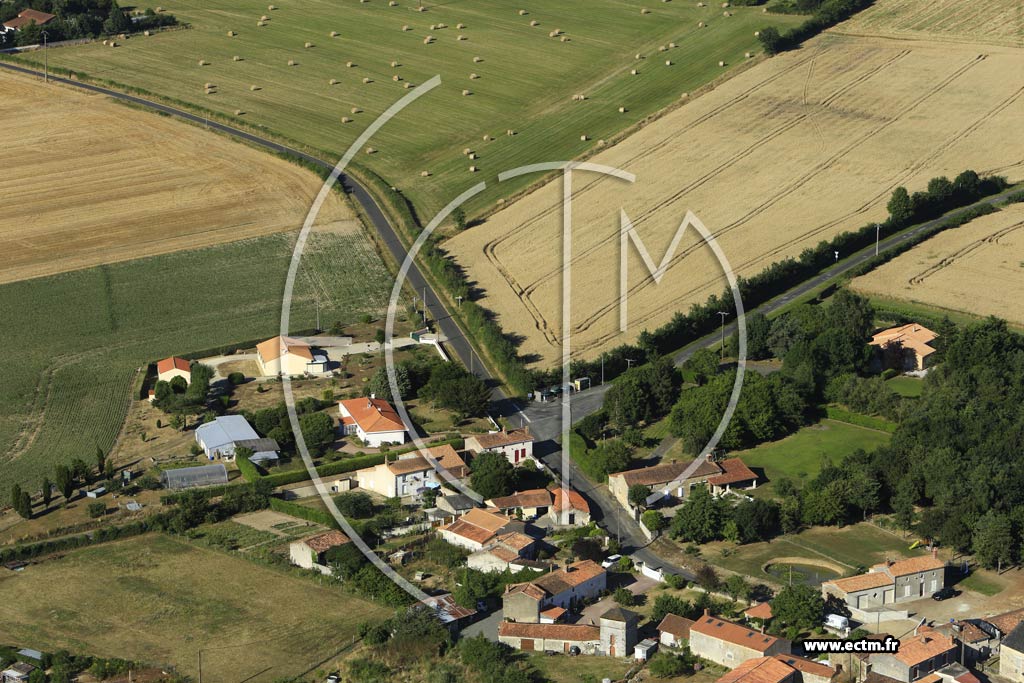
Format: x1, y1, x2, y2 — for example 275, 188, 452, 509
704, 608, 711, 617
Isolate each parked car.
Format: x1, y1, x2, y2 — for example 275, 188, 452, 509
932, 587, 958, 601
601, 554, 622, 569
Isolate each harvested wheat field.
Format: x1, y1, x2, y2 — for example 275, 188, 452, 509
0, 69, 356, 284
836, 0, 1024, 47
852, 203, 1024, 326
446, 27, 1024, 365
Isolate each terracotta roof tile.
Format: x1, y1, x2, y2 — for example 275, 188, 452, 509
386, 455, 432, 475
659, 613, 694, 638
872, 555, 945, 577
498, 621, 600, 642
427, 444, 469, 478
893, 628, 955, 666
824, 572, 894, 593
257, 335, 313, 362
488, 489, 552, 510
471, 427, 534, 450
439, 508, 511, 545
302, 531, 351, 553
708, 458, 758, 486
716, 657, 795, 683
984, 608, 1024, 636
691, 612, 781, 652
745, 602, 773, 621
773, 655, 835, 678
338, 397, 405, 434
612, 458, 722, 487
505, 582, 548, 601
157, 356, 190, 375
552, 487, 589, 514
870, 323, 938, 359
496, 532, 535, 552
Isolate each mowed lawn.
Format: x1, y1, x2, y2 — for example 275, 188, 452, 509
887, 376, 924, 398
700, 523, 916, 581
733, 419, 892, 496
0, 231, 394, 489
11, 0, 804, 217
0, 534, 390, 682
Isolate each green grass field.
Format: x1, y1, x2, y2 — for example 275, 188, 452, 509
886, 375, 924, 398
0, 534, 390, 681
0, 231, 395, 491
701, 523, 915, 581
733, 419, 892, 496
11, 0, 803, 218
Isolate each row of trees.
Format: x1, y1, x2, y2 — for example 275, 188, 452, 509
0, 2, 177, 48
8, 446, 111, 516
758, 0, 873, 54
668, 486, 783, 545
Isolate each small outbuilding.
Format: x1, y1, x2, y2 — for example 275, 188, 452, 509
161, 463, 229, 490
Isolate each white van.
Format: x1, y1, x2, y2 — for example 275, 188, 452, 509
825, 614, 850, 631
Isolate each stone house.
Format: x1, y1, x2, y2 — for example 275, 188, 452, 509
688, 610, 791, 669
822, 555, 946, 609
502, 559, 607, 621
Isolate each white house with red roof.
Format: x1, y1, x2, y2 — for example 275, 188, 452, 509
3, 9, 55, 31
355, 454, 440, 498
338, 396, 407, 448
465, 427, 535, 466
546, 487, 591, 526
156, 356, 191, 385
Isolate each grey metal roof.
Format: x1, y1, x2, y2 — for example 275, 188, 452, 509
196, 415, 260, 450
235, 438, 281, 453
16, 649, 42, 661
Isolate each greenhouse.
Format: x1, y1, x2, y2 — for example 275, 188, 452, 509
161, 463, 229, 491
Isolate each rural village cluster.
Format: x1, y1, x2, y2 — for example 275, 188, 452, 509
1, 1, 1022, 683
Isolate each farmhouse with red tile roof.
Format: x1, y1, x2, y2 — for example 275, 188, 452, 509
338, 396, 407, 448
688, 610, 791, 668
465, 427, 535, 466
822, 555, 946, 610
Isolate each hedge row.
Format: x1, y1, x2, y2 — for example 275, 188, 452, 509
0, 519, 151, 564
825, 406, 898, 433
269, 497, 340, 529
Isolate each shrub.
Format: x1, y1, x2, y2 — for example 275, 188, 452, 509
228, 372, 245, 385
87, 501, 106, 518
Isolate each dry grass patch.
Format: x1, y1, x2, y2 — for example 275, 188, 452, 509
837, 0, 1024, 47
852, 203, 1024, 326
0, 70, 356, 284
445, 31, 1024, 364
0, 534, 389, 681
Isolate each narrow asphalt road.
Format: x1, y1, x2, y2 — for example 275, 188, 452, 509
8, 61, 1017, 582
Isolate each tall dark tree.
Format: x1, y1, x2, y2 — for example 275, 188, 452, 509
54, 464, 74, 500
41, 477, 53, 508
887, 186, 914, 227
469, 451, 515, 499
103, 1, 132, 34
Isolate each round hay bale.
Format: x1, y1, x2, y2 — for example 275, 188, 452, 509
403, 82, 413, 88
618, 106, 626, 113
110, 41, 117, 47
659, 45, 666, 52
641, 8, 650, 14
198, 59, 208, 65
665, 59, 672, 65
366, 147, 376, 154
393, 74, 401, 81
698, 21, 705, 27
102, 39, 108, 45
680, 91, 688, 98
518, 9, 527, 15
630, 68, 638, 75
462, 147, 472, 155
436, 22, 447, 28
390, 60, 399, 67
351, 106, 361, 114
260, 14, 269, 20
342, 116, 352, 123
389, 1, 397, 5
697, 1, 704, 5
597, 139, 606, 146
763, 6, 768, 11
635, 52, 642, 59
204, 82, 214, 88
257, 20, 266, 26
227, 30, 236, 36
416, 4, 425, 11
362, 76, 372, 83
530, 19, 539, 26
430, 23, 436, 29
402, 24, 411, 31
329, 78, 339, 85
456, 22, 465, 29
330, 30, 339, 37
721, 1, 729, 6
468, 152, 477, 159
506, 129, 516, 136
423, 35, 433, 43
462, 88, 471, 96
723, 10, 731, 16
156, 6, 163, 11
457, 34, 466, 40
718, 60, 725, 66
235, 109, 245, 115
497, 198, 505, 205
745, 51, 752, 58
233, 55, 243, 61
305, 41, 313, 48
469, 165, 477, 172
250, 84, 260, 91
346, 61, 355, 67
288, 59, 296, 66
483, 134, 492, 141
548, 30, 557, 37
754, 30, 760, 36
560, 35, 568, 42
143, 30, 151, 36
473, 56, 482, 63
669, 41, 676, 48
420, 170, 430, 177
470, 72, 479, 79
268, 4, 277, 10
580, 134, 588, 141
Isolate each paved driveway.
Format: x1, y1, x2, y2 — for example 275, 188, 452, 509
463, 609, 503, 640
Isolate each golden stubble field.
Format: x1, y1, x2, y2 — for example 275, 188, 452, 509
836, 0, 1024, 47
852, 203, 1024, 325
0, 69, 356, 284
446, 27, 1024, 365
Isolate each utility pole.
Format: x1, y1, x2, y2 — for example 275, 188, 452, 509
456, 295, 463, 308
600, 355, 605, 385
875, 223, 881, 256
315, 298, 321, 332
197, 649, 202, 683
717, 311, 728, 359
625, 358, 635, 370
834, 250, 840, 263
422, 286, 427, 325
41, 31, 48, 83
